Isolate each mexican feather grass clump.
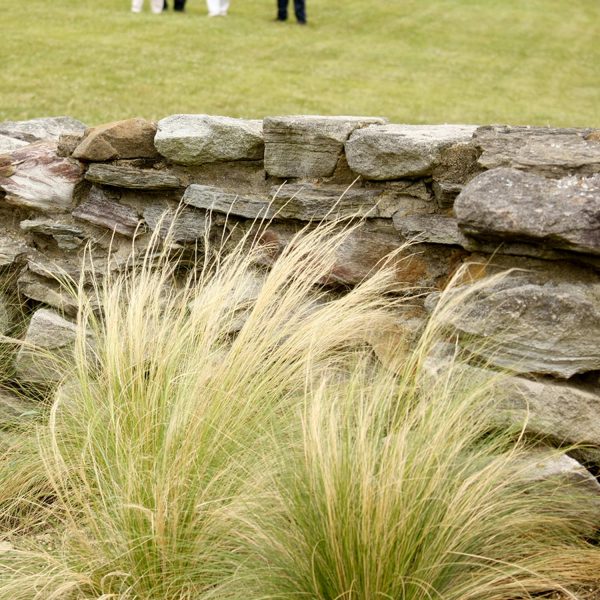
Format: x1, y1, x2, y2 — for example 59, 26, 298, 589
0, 217, 599, 599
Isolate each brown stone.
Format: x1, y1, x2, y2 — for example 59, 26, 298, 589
72, 118, 159, 161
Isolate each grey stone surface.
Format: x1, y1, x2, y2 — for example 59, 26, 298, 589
392, 213, 464, 245
0, 116, 86, 144
73, 186, 142, 237
183, 185, 274, 219
72, 118, 159, 161
15, 308, 79, 385
143, 205, 208, 243
0, 142, 84, 213
85, 163, 183, 189
0, 231, 29, 267
474, 125, 600, 177
455, 168, 600, 256
0, 389, 40, 428
264, 116, 386, 179
155, 114, 264, 165
0, 134, 29, 154
432, 180, 463, 208
345, 124, 477, 180
427, 268, 600, 378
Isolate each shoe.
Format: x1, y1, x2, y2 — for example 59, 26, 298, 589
297, 20, 307, 24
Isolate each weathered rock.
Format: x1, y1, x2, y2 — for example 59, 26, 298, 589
393, 213, 464, 245
20, 218, 86, 250
247, 219, 464, 289
155, 114, 264, 165
85, 163, 183, 189
72, 118, 159, 161
427, 268, 600, 378
183, 185, 274, 219
0, 231, 28, 267
345, 124, 477, 180
0, 142, 84, 213
73, 186, 142, 237
183, 183, 388, 220
143, 205, 208, 243
0, 116, 86, 144
15, 308, 79, 385
432, 180, 463, 208
0, 389, 40, 428
474, 125, 600, 177
455, 168, 600, 256
57, 133, 85, 157
264, 116, 386, 179
0, 134, 29, 154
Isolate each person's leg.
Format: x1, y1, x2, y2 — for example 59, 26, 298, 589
131, 0, 144, 12
207, 0, 220, 16
151, 0, 163, 12
293, 0, 306, 23
174, 0, 186, 11
163, 0, 168, 10
277, 0, 288, 21
219, 0, 230, 15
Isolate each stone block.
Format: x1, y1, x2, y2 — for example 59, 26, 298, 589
264, 115, 386, 178
0, 116, 86, 144
84, 163, 183, 189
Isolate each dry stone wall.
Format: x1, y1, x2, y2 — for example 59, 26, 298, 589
1, 114, 600, 473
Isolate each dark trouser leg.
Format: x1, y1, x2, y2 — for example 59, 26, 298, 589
294, 0, 306, 22
163, 0, 168, 9
174, 0, 186, 10
277, 0, 288, 20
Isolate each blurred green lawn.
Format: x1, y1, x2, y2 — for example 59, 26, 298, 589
2, 0, 599, 126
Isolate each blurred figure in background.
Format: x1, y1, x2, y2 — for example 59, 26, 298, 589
207, 0, 230, 16
132, 0, 163, 12
163, 0, 187, 11
276, 0, 306, 24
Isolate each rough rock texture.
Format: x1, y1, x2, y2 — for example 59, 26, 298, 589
73, 186, 142, 237
0, 143, 84, 213
0, 134, 29, 154
20, 218, 86, 250
15, 308, 79, 385
345, 124, 477, 180
455, 168, 600, 256
263, 116, 386, 179
393, 214, 463, 245
143, 205, 208, 243
85, 163, 183, 189
0, 116, 86, 144
0, 390, 40, 428
183, 185, 274, 219
427, 268, 600, 378
72, 118, 159, 161
0, 231, 29, 267
474, 126, 600, 177
155, 115, 264, 165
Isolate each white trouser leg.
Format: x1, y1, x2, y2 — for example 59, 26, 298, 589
131, 0, 144, 12
151, 0, 163, 12
220, 0, 230, 15
207, 0, 221, 15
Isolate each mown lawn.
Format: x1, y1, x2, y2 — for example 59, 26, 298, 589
2, 0, 599, 127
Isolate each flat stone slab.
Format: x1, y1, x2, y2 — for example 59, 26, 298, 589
183, 182, 387, 220
455, 168, 600, 256
15, 308, 79, 385
73, 186, 143, 237
427, 268, 600, 378
155, 114, 264, 165
0, 116, 86, 144
345, 124, 477, 180
72, 117, 159, 161
84, 163, 183, 189
0, 142, 84, 213
264, 115, 386, 179
143, 204, 208, 243
392, 213, 463, 245
474, 125, 600, 177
